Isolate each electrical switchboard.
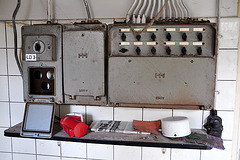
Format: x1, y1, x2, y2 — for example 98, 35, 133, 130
22, 24, 63, 103
108, 24, 216, 108
63, 24, 107, 105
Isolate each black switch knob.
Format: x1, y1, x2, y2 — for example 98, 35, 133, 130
197, 47, 202, 55
151, 47, 156, 55
136, 47, 141, 55
182, 33, 187, 41
121, 33, 126, 41
182, 47, 187, 55
166, 33, 171, 41
119, 48, 128, 53
166, 47, 171, 55
151, 33, 156, 41
136, 35, 141, 41
197, 33, 203, 41
35, 43, 41, 52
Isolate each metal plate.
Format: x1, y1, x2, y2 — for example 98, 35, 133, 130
22, 24, 63, 103
109, 24, 216, 57
20, 102, 55, 138
63, 24, 107, 105
108, 57, 215, 108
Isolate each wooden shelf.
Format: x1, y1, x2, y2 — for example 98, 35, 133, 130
4, 123, 212, 150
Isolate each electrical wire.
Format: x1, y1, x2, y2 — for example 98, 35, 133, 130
126, 0, 139, 22
133, 0, 143, 17
157, 0, 162, 19
171, 0, 178, 18
82, 0, 92, 20
145, 0, 152, 19
150, 0, 157, 19
167, 0, 172, 19
179, 0, 187, 18
139, 0, 148, 15
12, 0, 23, 77
175, 0, 183, 19
162, 0, 166, 19
47, 0, 52, 22
181, 0, 190, 18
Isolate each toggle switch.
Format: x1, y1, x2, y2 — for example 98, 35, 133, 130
136, 47, 141, 55
166, 47, 171, 55
182, 33, 187, 41
197, 33, 203, 41
119, 48, 128, 53
197, 47, 202, 55
166, 33, 171, 41
136, 35, 141, 41
182, 47, 187, 55
121, 33, 126, 41
151, 33, 156, 41
151, 47, 156, 55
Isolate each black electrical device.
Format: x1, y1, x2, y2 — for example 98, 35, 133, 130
204, 109, 223, 138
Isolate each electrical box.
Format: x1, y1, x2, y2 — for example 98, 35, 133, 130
22, 24, 63, 103
108, 24, 216, 109
63, 24, 107, 105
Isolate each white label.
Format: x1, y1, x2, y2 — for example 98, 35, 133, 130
147, 28, 157, 32
120, 42, 130, 46
179, 42, 189, 45
120, 28, 131, 32
180, 28, 190, 31
166, 28, 176, 31
165, 42, 176, 45
193, 42, 203, 46
193, 28, 204, 32
25, 54, 37, 61
133, 42, 143, 46
146, 42, 157, 45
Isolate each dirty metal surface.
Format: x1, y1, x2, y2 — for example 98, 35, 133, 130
109, 24, 216, 57
63, 24, 107, 105
4, 123, 211, 149
22, 24, 63, 103
108, 57, 215, 108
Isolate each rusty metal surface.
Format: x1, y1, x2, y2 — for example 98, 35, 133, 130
63, 24, 107, 105
108, 24, 216, 57
22, 24, 63, 103
108, 57, 216, 108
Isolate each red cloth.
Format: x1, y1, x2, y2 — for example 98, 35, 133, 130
133, 120, 161, 135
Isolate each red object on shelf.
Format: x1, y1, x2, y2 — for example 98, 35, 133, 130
60, 115, 88, 138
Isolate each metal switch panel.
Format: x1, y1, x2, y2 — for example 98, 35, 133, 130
22, 24, 63, 103
63, 24, 107, 105
108, 24, 217, 108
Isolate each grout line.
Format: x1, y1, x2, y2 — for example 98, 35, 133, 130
35, 139, 37, 160
219, 48, 239, 51
113, 145, 114, 160
170, 148, 172, 160
217, 80, 237, 82
140, 146, 143, 160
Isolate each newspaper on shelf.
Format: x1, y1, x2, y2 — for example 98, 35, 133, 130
90, 120, 150, 134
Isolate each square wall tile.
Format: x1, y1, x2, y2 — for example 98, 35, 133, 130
219, 18, 240, 48
61, 141, 86, 158
7, 49, 21, 76
114, 107, 142, 121
217, 50, 238, 81
12, 137, 35, 154
201, 140, 232, 160
6, 21, 30, 48
203, 111, 234, 140
10, 102, 25, 127
37, 155, 60, 160
0, 152, 12, 160
0, 102, 10, 127
142, 147, 170, 160
0, 128, 12, 152
114, 145, 141, 160
221, 0, 238, 17
62, 158, 85, 160
171, 149, 200, 160
87, 143, 113, 160
173, 110, 203, 129
0, 22, 6, 48
36, 139, 61, 156
13, 153, 36, 160
9, 76, 23, 102
215, 81, 236, 110
60, 105, 85, 122
143, 108, 172, 121
86, 106, 113, 125
0, 49, 7, 75
0, 76, 9, 101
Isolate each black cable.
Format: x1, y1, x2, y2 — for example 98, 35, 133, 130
82, 0, 92, 20
12, 0, 23, 77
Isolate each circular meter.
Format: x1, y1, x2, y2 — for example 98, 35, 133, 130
33, 40, 45, 53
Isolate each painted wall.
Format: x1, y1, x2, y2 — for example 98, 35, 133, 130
0, 0, 239, 160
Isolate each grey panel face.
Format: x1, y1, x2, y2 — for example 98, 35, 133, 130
22, 25, 63, 103
63, 24, 106, 105
108, 24, 217, 108
109, 24, 215, 57
21, 103, 55, 138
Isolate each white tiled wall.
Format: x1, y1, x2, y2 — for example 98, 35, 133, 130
0, 16, 239, 160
